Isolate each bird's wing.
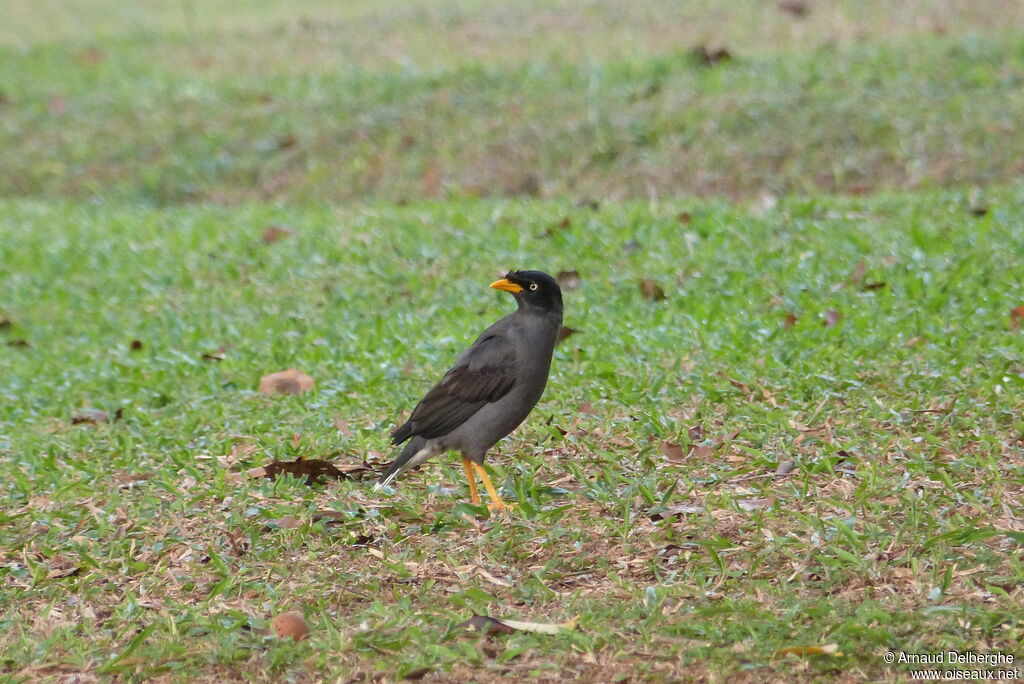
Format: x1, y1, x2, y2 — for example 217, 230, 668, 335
391, 333, 518, 443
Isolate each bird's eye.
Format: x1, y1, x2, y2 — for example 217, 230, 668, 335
529, 283, 539, 291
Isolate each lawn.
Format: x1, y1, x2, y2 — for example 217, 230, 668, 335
1, 2, 1023, 683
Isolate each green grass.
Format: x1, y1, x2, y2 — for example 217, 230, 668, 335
2, 190, 1022, 681
2, 1, 1024, 681
2, 2, 1024, 203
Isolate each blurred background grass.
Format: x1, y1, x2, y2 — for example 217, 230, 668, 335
2, 0, 1023, 205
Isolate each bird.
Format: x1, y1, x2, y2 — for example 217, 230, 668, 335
374, 270, 563, 511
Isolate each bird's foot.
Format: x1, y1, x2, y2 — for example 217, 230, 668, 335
487, 500, 517, 515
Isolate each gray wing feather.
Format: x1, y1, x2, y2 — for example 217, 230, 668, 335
391, 334, 517, 443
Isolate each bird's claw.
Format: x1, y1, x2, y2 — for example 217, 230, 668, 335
487, 501, 517, 515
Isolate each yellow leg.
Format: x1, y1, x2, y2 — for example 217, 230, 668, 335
471, 462, 515, 512
463, 456, 481, 505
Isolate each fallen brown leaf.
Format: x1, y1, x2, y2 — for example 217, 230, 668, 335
262, 457, 346, 485
71, 408, 121, 425
202, 346, 228, 362
774, 460, 795, 477
823, 309, 842, 327
691, 44, 731, 65
649, 504, 703, 521
777, 0, 808, 17
555, 325, 580, 345
402, 667, 431, 680
259, 369, 315, 395
556, 270, 582, 290
661, 441, 685, 463
1011, 305, 1024, 330
639, 278, 666, 301
689, 444, 713, 460
261, 225, 294, 244
454, 615, 516, 635
273, 515, 302, 529
784, 312, 798, 327
848, 260, 866, 287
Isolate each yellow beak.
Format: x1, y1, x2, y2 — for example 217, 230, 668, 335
490, 278, 523, 294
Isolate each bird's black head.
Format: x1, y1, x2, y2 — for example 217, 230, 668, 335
490, 270, 563, 314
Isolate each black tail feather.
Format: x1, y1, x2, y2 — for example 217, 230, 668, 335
375, 436, 427, 488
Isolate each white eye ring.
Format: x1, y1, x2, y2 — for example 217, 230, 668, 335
529, 283, 538, 291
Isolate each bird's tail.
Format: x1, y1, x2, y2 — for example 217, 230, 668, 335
374, 436, 434, 490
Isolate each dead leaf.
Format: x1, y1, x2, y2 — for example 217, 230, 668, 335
261, 225, 293, 244
555, 325, 580, 345
848, 260, 866, 286
689, 444, 713, 460
499, 615, 579, 634
403, 667, 431, 680
454, 615, 516, 635
677, 212, 692, 224
226, 442, 260, 466
454, 614, 579, 635
333, 414, 351, 436
578, 401, 595, 414
725, 376, 750, 394
1011, 305, 1024, 330
661, 441, 685, 463
777, 0, 808, 17
691, 44, 731, 66
823, 310, 842, 327
201, 346, 228, 362
649, 504, 703, 521
113, 471, 154, 487
71, 408, 118, 425
47, 566, 83, 580
784, 312, 798, 327
273, 515, 302, 529
556, 270, 582, 290
259, 369, 315, 395
262, 457, 346, 485
905, 336, 924, 347
639, 279, 666, 301
775, 643, 843, 658
688, 425, 706, 442
774, 460, 795, 477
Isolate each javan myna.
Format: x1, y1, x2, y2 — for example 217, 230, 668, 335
375, 270, 563, 510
